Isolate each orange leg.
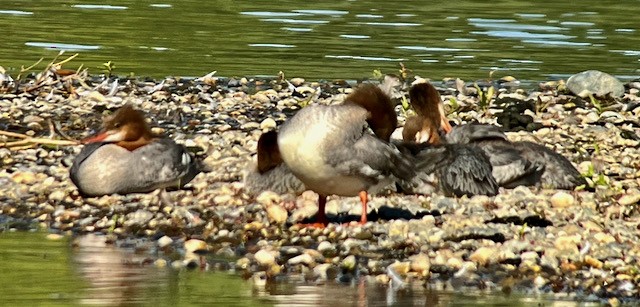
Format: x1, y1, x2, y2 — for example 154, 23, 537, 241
359, 191, 368, 224
296, 195, 328, 228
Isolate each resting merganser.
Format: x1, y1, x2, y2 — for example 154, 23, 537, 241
243, 130, 306, 196
70, 104, 199, 197
406, 82, 585, 189
277, 83, 416, 225
446, 123, 585, 189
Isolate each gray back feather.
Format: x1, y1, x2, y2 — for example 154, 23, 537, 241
445, 123, 509, 144
243, 162, 306, 196
394, 142, 498, 197
70, 139, 199, 196
514, 141, 586, 189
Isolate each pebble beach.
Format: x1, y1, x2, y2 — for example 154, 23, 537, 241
1, 68, 640, 305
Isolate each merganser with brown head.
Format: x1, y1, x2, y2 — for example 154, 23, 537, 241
407, 82, 585, 190
70, 104, 199, 196
277, 83, 416, 225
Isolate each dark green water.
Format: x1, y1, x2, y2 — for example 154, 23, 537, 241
0, 233, 271, 306
0, 232, 599, 306
0, 0, 639, 81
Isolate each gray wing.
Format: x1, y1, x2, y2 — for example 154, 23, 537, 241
394, 143, 448, 195
445, 123, 509, 144
513, 141, 586, 189
328, 134, 416, 185
130, 139, 200, 192
476, 141, 545, 188
445, 124, 547, 189
395, 142, 498, 197
435, 144, 499, 197
69, 142, 109, 195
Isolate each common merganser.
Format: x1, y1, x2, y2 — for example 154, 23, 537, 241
446, 123, 585, 189
242, 130, 306, 196
277, 83, 416, 225
406, 82, 585, 190
394, 140, 499, 197
70, 104, 199, 197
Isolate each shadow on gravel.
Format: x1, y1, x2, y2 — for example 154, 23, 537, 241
296, 206, 441, 225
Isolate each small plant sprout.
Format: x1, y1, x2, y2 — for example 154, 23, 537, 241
99, 61, 116, 78
473, 82, 495, 112
277, 70, 286, 84
535, 96, 552, 115
448, 97, 460, 113
589, 94, 603, 115
401, 96, 410, 111
518, 223, 527, 239
371, 69, 383, 80
398, 63, 411, 81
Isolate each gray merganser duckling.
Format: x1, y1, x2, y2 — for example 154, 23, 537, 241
407, 82, 585, 190
242, 130, 306, 196
70, 104, 199, 197
277, 83, 416, 225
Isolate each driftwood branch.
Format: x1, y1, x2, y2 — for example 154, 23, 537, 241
0, 130, 78, 150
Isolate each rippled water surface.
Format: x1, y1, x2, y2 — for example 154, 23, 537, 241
1, 0, 639, 81
0, 232, 600, 306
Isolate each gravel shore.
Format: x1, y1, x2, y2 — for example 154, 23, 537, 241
1, 71, 640, 304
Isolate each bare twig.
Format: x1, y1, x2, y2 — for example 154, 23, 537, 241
3, 138, 78, 147
0, 130, 30, 139
9, 144, 35, 151
0, 129, 78, 149
16, 57, 44, 80
54, 53, 79, 67
50, 120, 75, 141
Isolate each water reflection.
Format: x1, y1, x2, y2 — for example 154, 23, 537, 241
292, 10, 348, 16
1, 0, 639, 81
71, 5, 128, 10
0, 232, 602, 306
261, 18, 329, 25
282, 27, 313, 32
325, 55, 405, 62
73, 234, 161, 305
149, 4, 172, 9
351, 22, 422, 27
249, 44, 297, 48
25, 42, 101, 51
0, 10, 33, 15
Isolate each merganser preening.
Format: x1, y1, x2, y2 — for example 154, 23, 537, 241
70, 104, 199, 197
407, 82, 585, 190
405, 83, 542, 189
393, 83, 499, 197
277, 83, 416, 225
242, 130, 306, 196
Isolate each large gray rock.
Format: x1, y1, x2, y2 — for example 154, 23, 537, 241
566, 70, 625, 98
